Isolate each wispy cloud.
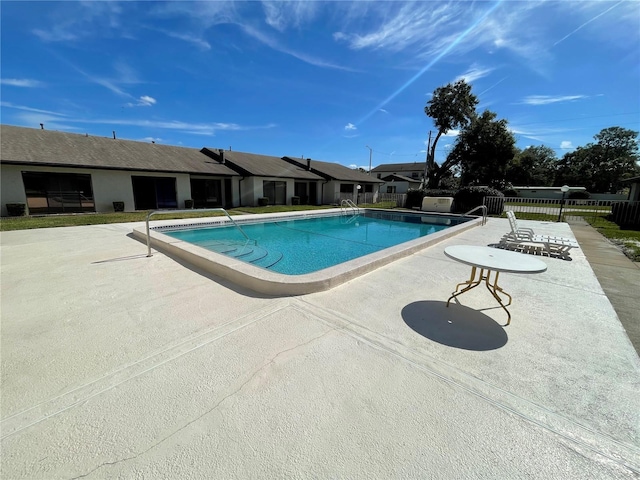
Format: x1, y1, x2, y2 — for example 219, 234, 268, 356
261, 1, 319, 32
64, 60, 146, 100
0, 78, 44, 88
82, 118, 277, 136
443, 129, 460, 137
454, 65, 494, 84
240, 24, 356, 72
125, 96, 157, 108
32, 2, 124, 43
520, 95, 588, 106
560, 141, 574, 150
344, 123, 357, 131
2, 101, 276, 136
1, 101, 66, 116
332, 1, 554, 75
164, 31, 211, 50
379, 108, 389, 114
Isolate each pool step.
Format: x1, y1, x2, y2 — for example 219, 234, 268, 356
194, 240, 283, 269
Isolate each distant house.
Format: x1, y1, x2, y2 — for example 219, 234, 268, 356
371, 162, 426, 182
0, 124, 238, 215
200, 149, 324, 206
623, 176, 640, 202
378, 174, 422, 194
282, 157, 383, 204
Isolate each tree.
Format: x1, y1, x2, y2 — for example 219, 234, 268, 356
555, 127, 639, 193
447, 110, 516, 188
506, 146, 557, 186
423, 79, 478, 188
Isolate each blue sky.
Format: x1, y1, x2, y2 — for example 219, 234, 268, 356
1, 1, 639, 170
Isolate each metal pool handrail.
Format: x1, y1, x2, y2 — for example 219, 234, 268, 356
463, 205, 487, 225
145, 208, 252, 257
340, 199, 360, 216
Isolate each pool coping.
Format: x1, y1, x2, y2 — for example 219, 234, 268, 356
131, 208, 483, 295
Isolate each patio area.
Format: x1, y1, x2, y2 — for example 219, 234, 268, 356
1, 216, 639, 478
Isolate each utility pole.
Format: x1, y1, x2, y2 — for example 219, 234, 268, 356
365, 145, 372, 175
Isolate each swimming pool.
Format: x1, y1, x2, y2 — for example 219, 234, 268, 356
133, 208, 481, 295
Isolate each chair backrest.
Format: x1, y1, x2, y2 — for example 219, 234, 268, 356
506, 210, 518, 233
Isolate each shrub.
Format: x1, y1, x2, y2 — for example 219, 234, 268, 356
453, 186, 504, 215
6, 203, 26, 216
424, 189, 457, 197
406, 189, 426, 209
112, 201, 125, 212
291, 196, 300, 205
568, 190, 590, 199
184, 199, 194, 209
257, 197, 269, 207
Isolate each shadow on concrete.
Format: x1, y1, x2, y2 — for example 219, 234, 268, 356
488, 243, 573, 261
92, 254, 149, 264
401, 301, 508, 351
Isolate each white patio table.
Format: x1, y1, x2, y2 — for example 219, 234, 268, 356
444, 245, 547, 325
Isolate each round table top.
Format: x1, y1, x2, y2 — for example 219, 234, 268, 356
444, 245, 547, 274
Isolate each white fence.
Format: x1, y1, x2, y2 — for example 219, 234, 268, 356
335, 192, 408, 208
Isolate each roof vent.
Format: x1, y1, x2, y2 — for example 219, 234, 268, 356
113, 131, 116, 139
218, 148, 225, 164
307, 158, 311, 170
40, 123, 44, 130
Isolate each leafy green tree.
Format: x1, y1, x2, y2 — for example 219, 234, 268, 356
447, 110, 516, 188
506, 146, 557, 186
555, 127, 639, 193
423, 79, 478, 188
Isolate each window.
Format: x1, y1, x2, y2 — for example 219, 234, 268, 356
387, 186, 397, 193
294, 182, 309, 204
22, 171, 95, 214
364, 184, 373, 193
263, 181, 286, 205
132, 176, 177, 210
191, 179, 222, 208
339, 184, 353, 193
411, 172, 419, 178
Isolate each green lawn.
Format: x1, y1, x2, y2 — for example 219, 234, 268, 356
4, 202, 637, 262
0, 203, 402, 232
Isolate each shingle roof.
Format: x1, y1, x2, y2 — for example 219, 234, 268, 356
0, 125, 238, 176
381, 174, 420, 183
371, 162, 426, 173
202, 149, 323, 180
282, 157, 384, 183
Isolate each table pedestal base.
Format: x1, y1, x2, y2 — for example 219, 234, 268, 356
446, 267, 514, 325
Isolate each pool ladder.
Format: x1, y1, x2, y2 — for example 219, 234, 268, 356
145, 208, 254, 257
340, 199, 360, 216
463, 205, 487, 225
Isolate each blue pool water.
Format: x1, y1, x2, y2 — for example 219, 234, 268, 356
162, 211, 469, 275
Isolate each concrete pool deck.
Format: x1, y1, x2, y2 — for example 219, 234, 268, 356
1, 216, 639, 478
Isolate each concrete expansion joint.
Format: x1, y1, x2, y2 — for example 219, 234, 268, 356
69, 327, 339, 480
293, 298, 640, 474
1, 301, 293, 440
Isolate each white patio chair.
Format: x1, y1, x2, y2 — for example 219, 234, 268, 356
504, 211, 577, 244
499, 211, 578, 258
